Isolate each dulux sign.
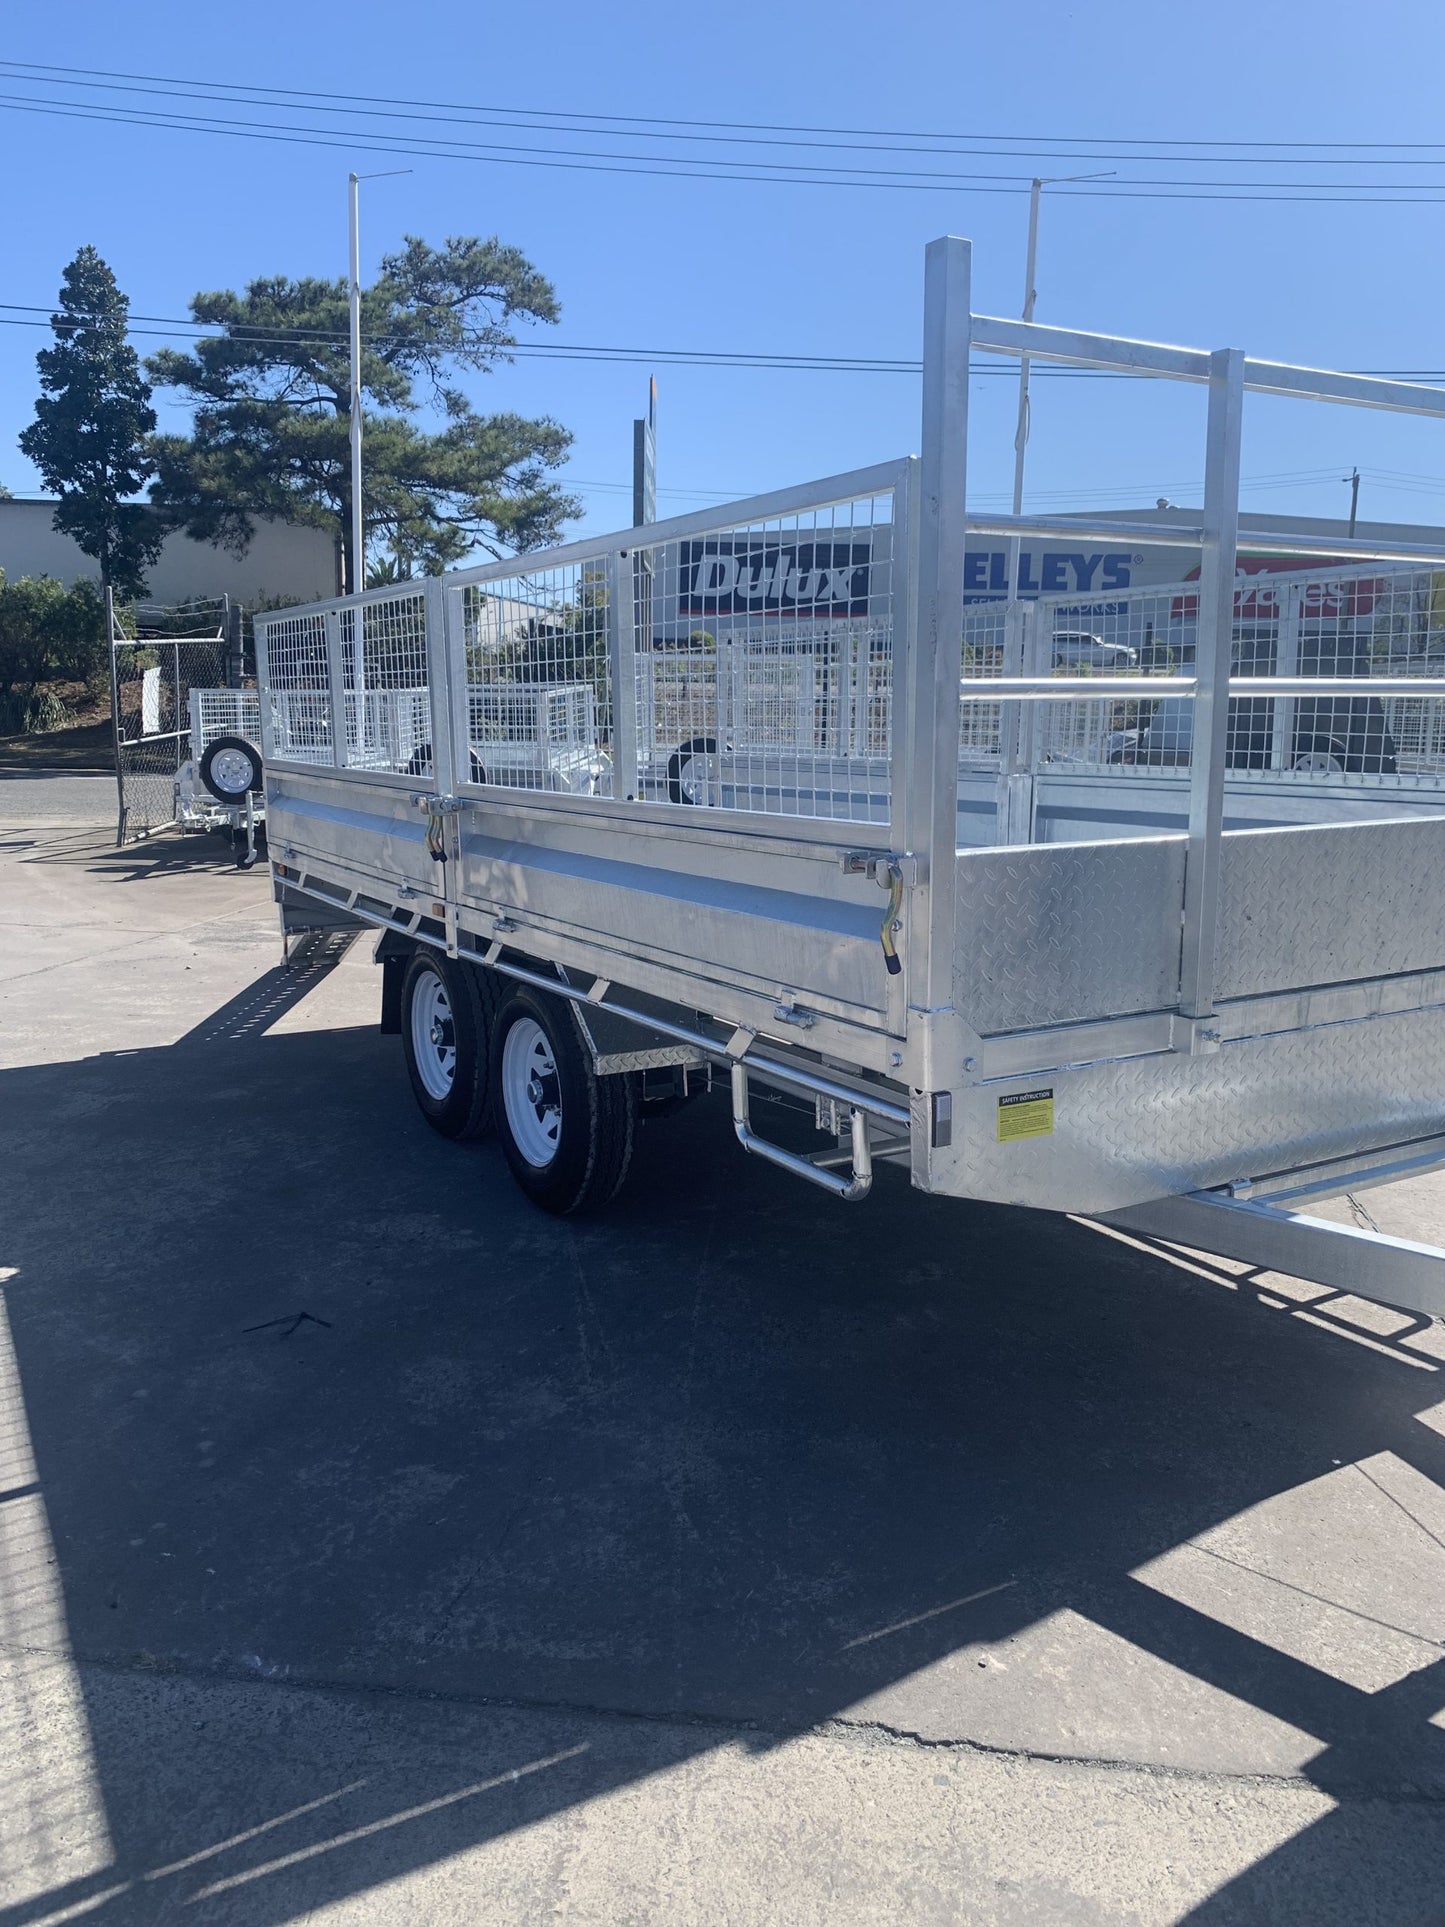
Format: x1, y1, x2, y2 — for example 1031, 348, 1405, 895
674, 539, 1137, 618
679, 539, 871, 618
964, 550, 1135, 599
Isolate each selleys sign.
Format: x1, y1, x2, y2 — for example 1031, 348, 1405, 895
964, 550, 1135, 599
679, 539, 871, 618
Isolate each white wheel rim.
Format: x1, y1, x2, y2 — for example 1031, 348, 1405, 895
212, 746, 256, 793
680, 752, 718, 805
1295, 750, 1342, 774
410, 970, 456, 1100
501, 1015, 562, 1168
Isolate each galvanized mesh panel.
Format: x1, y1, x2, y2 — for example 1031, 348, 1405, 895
1278, 564, 1434, 784
191, 688, 261, 756
1038, 584, 1187, 773
631, 491, 895, 821
258, 611, 332, 765
456, 564, 610, 795
965, 564, 1445, 790
337, 592, 432, 775
963, 584, 1188, 774
959, 603, 1007, 766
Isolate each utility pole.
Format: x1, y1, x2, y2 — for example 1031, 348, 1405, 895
633, 376, 657, 528
1346, 466, 1361, 539
348, 172, 363, 596
1009, 179, 1043, 529
1006, 171, 1113, 596
346, 168, 410, 597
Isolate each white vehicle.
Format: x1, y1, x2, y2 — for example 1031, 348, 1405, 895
1049, 630, 1139, 672
255, 238, 1445, 1324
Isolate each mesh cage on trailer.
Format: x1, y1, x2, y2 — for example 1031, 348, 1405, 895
256, 470, 907, 825
190, 687, 262, 758
626, 488, 897, 821
260, 589, 436, 780
967, 564, 1445, 789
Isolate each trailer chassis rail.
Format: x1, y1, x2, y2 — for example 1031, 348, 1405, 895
1102, 1132, 1445, 1320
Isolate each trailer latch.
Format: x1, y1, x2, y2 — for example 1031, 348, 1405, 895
840, 850, 918, 886
409, 793, 464, 813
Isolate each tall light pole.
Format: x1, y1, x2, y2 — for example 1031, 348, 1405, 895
1007, 172, 1115, 584
347, 168, 410, 596
348, 172, 363, 596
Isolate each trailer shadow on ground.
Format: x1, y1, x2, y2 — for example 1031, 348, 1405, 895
1, 1010, 1444, 1923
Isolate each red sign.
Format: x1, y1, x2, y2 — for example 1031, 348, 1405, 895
1171, 555, 1386, 623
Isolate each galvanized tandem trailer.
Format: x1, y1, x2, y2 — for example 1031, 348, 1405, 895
256, 237, 1445, 1322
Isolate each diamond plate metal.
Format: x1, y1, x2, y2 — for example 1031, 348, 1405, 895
929, 1003, 1445, 1212
954, 839, 1185, 1035
1216, 817, 1445, 999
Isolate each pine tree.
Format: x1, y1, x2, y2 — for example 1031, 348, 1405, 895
148, 235, 578, 587
20, 247, 163, 597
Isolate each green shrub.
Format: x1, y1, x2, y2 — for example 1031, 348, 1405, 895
0, 571, 108, 707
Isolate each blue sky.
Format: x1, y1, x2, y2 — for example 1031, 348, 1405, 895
5, 0, 1445, 547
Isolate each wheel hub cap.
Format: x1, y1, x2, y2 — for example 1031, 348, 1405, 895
502, 1016, 563, 1169
409, 971, 456, 1101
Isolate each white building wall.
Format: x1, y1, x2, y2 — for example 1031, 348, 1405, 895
0, 500, 337, 605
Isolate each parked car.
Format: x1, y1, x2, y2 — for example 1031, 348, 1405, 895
1109, 632, 1402, 774
1050, 630, 1139, 673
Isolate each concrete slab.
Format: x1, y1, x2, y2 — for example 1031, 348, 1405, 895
2, 797, 1444, 1923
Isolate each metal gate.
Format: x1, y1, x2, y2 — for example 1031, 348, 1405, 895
110, 596, 241, 843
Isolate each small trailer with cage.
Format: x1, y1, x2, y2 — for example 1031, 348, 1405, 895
255, 237, 1445, 1322
174, 686, 267, 866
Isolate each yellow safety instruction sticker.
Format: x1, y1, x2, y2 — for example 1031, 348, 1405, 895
997, 1087, 1055, 1142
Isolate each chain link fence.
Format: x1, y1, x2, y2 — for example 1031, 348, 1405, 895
110, 596, 246, 843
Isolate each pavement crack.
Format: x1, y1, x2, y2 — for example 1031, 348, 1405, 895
5, 1634, 1445, 1807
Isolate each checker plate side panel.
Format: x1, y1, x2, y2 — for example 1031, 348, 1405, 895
955, 839, 1185, 1035
929, 1004, 1445, 1212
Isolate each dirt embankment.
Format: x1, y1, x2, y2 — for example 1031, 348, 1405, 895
0, 685, 115, 770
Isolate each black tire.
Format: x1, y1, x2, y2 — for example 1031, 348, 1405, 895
667, 736, 718, 805
404, 745, 488, 784
399, 950, 497, 1141
1290, 739, 1347, 775
490, 984, 637, 1214
200, 734, 263, 804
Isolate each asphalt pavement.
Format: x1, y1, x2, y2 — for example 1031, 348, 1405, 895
0, 767, 119, 826
2, 789, 1444, 1924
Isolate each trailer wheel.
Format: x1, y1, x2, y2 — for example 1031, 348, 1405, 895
667, 737, 719, 805
1292, 742, 1346, 775
400, 951, 495, 1140
491, 985, 637, 1214
200, 734, 263, 804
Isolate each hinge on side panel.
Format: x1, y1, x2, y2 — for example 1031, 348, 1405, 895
773, 1000, 817, 1030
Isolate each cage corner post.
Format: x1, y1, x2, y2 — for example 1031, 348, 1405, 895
903, 236, 971, 1082
1179, 345, 1245, 1026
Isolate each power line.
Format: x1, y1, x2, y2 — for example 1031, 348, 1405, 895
0, 302, 920, 371
5, 58, 1445, 159
7, 87, 1445, 203
5, 305, 1445, 388
7, 63, 1445, 173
